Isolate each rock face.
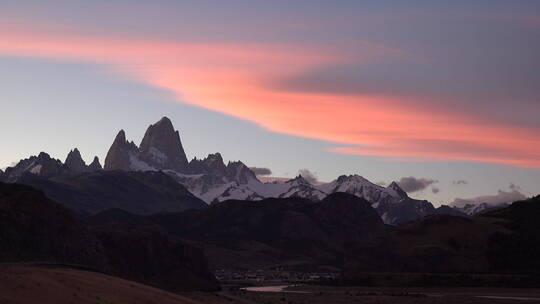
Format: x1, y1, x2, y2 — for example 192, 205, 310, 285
104, 118, 189, 172
0, 182, 219, 292
104, 130, 139, 171
0, 169, 4, 182
64, 148, 102, 174
64, 148, 88, 174
387, 181, 409, 199
139, 117, 188, 171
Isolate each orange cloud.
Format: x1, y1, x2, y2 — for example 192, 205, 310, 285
1, 22, 540, 167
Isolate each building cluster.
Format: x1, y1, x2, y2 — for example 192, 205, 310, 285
214, 269, 339, 283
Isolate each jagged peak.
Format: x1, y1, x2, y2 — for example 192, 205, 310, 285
205, 153, 223, 162
387, 181, 408, 198
65, 147, 88, 173
288, 175, 310, 185
336, 174, 368, 183
208, 152, 222, 158
144, 116, 175, 134
113, 129, 127, 143
88, 156, 103, 170
139, 117, 188, 170
66, 148, 83, 158
156, 116, 173, 125
37, 152, 53, 159
227, 160, 246, 168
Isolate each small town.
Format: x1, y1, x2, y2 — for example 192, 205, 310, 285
214, 269, 339, 283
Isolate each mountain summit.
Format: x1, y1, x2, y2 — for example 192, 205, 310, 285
104, 130, 139, 171
387, 181, 409, 199
104, 117, 189, 172
64, 148, 87, 173
139, 117, 188, 171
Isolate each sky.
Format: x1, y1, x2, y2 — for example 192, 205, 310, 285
1, 0, 539, 205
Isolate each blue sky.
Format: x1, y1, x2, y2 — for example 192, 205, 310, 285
1, 1, 539, 205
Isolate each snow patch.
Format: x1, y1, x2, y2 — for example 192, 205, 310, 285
29, 164, 42, 175
129, 154, 157, 172
148, 147, 167, 164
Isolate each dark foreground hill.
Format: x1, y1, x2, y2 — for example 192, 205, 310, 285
86, 192, 386, 271
0, 264, 204, 304
0, 182, 219, 292
18, 170, 207, 216
0, 182, 105, 268
343, 195, 540, 286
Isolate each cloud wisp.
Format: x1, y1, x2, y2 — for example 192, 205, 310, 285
1, 19, 540, 167
397, 176, 438, 193
451, 184, 527, 207
249, 167, 272, 176
298, 169, 319, 185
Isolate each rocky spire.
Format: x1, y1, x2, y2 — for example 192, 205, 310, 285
65, 148, 87, 173
88, 156, 103, 171
226, 161, 257, 184
387, 181, 409, 199
139, 117, 188, 171
104, 130, 138, 171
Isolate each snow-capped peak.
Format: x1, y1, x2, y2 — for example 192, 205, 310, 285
286, 175, 311, 186
387, 181, 408, 199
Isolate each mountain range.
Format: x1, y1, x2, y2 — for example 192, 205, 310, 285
2, 116, 500, 224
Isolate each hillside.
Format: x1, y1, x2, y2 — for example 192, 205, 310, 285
0, 264, 203, 304
18, 170, 206, 215
86, 192, 386, 271
0, 182, 219, 292
343, 196, 540, 286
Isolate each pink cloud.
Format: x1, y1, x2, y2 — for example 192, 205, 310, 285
1, 22, 540, 167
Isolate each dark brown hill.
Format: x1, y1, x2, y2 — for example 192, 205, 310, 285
0, 183, 104, 268
0, 182, 219, 292
87, 192, 386, 271
0, 264, 203, 304
343, 195, 540, 286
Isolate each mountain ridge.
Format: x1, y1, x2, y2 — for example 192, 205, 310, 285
5, 116, 468, 224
